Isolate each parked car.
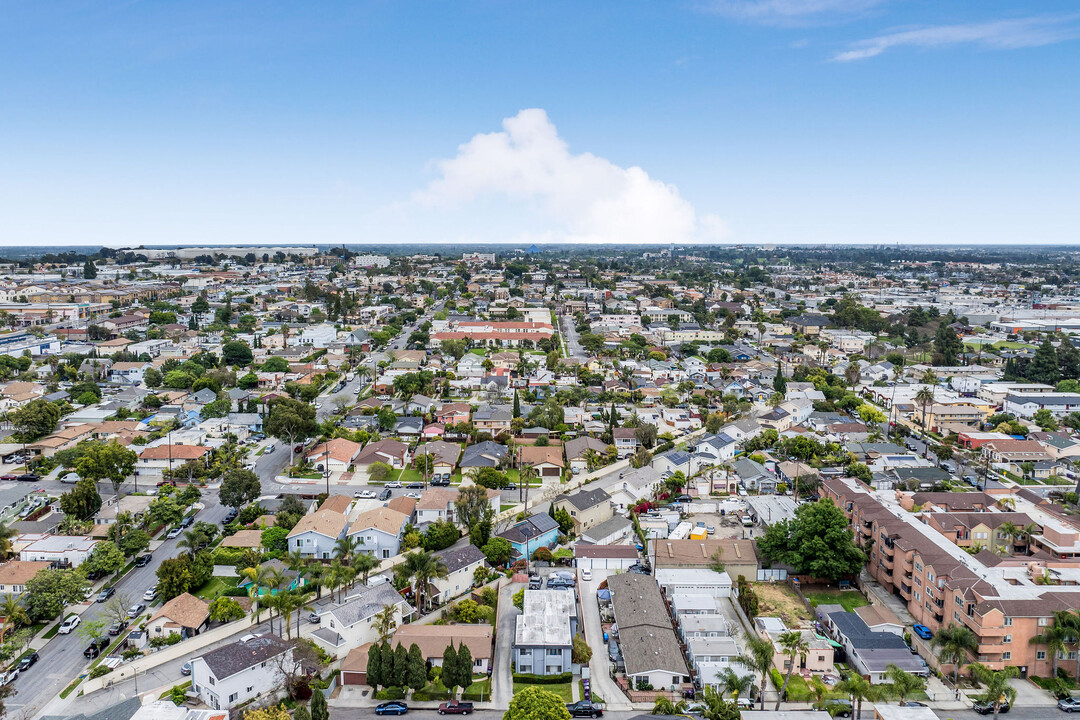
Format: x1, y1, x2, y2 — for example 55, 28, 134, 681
580, 568, 592, 581
973, 699, 1009, 715
821, 699, 852, 718
566, 701, 604, 718
97, 587, 115, 603
17, 652, 38, 672
378, 488, 392, 501
375, 701, 410, 715
166, 527, 183, 539
528, 576, 543, 590
437, 701, 473, 715
627, 564, 651, 575
309, 612, 321, 624
143, 587, 159, 602
1057, 697, 1080, 712
405, 482, 424, 489
127, 603, 147, 618
180, 515, 194, 528
108, 620, 128, 636
83, 637, 110, 659
912, 624, 933, 640
354, 489, 377, 499
0, 668, 17, 685
181, 662, 192, 676
16, 473, 39, 482
134, 554, 152, 567
900, 701, 928, 707
59, 472, 80, 484
224, 508, 239, 523
405, 492, 421, 499
386, 481, 403, 488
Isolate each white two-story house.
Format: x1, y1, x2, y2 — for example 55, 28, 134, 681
191, 633, 293, 711
286, 508, 347, 559
346, 507, 408, 560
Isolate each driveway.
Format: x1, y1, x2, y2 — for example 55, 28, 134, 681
578, 571, 632, 711
490, 579, 521, 708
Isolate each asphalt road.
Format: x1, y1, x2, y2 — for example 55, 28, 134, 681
12, 490, 232, 719
559, 314, 587, 359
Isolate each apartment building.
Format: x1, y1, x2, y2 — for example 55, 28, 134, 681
821, 477, 1080, 678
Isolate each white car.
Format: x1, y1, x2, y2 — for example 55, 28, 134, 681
59, 472, 80, 484
580, 568, 592, 581
353, 490, 377, 499
385, 481, 403, 488
58, 615, 81, 634
143, 588, 158, 602
405, 492, 421, 499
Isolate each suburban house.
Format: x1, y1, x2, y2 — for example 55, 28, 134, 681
607, 572, 690, 691
649, 539, 759, 582
429, 544, 486, 605
573, 544, 639, 572
612, 427, 639, 458
513, 588, 578, 676
0, 561, 50, 595
191, 633, 294, 711
146, 592, 210, 639
553, 488, 613, 534
563, 436, 611, 475
496, 514, 561, 561
414, 487, 500, 527
19, 535, 98, 567
392, 624, 493, 674
473, 407, 512, 435
580, 515, 633, 545
355, 439, 411, 470
286, 508, 348, 559
136, 444, 212, 474
346, 507, 409, 560
414, 440, 462, 482
305, 438, 363, 473
311, 582, 414, 653
518, 445, 565, 481
827, 610, 928, 683
458, 440, 508, 469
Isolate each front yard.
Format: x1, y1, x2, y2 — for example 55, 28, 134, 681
513, 680, 573, 701
752, 583, 812, 625
803, 588, 869, 613
195, 576, 241, 601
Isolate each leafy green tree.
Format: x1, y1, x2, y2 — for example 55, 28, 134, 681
117, 527, 151, 556
59, 478, 102, 520
147, 495, 183, 529
209, 596, 246, 622
392, 643, 408, 689
262, 356, 290, 372
262, 526, 289, 553
933, 324, 963, 365
156, 555, 194, 601
23, 569, 89, 622
1027, 337, 1060, 385
504, 685, 571, 720
756, 498, 865, 582
83, 542, 125, 576
884, 664, 925, 705
9, 398, 62, 442
222, 341, 254, 367
266, 397, 318, 463
77, 441, 137, 488
220, 468, 261, 509
482, 537, 512, 566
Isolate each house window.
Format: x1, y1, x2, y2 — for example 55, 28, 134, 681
1004, 617, 1012, 626
927, 572, 934, 582
1003, 635, 1012, 644
546, 648, 561, 656
1039, 617, 1049, 626
229, 693, 238, 703
955, 596, 964, 607
1002, 652, 1011, 661
954, 611, 960, 621
1037, 651, 1047, 660
247, 686, 254, 693
208, 677, 215, 685
914, 591, 921, 601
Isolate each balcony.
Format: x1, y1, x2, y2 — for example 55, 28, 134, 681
900, 583, 912, 598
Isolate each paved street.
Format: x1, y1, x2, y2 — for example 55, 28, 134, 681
13, 490, 232, 719
559, 314, 587, 359
577, 571, 631, 711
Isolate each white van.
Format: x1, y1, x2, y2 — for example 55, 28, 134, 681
58, 615, 81, 634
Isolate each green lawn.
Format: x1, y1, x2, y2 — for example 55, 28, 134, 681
195, 576, 240, 601
505, 469, 542, 486
500, 504, 518, 513
461, 679, 492, 701
992, 341, 1036, 350
513, 680, 573, 701
42, 621, 62, 640
804, 589, 869, 613
579, 680, 603, 704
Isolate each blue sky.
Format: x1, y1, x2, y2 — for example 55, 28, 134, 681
1, 0, 1078, 247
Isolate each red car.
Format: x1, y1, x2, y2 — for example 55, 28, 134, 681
438, 701, 474, 715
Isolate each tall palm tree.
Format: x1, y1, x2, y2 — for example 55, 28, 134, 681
1015, 523, 1039, 555
243, 565, 273, 623
305, 561, 326, 600
737, 635, 774, 711
775, 631, 809, 710
884, 664, 925, 705
333, 535, 360, 566
915, 387, 935, 432
969, 664, 1018, 720
1057, 610, 1080, 684
373, 603, 398, 643
285, 548, 307, 577
836, 672, 882, 720
399, 550, 449, 613
177, 529, 206, 557
0, 523, 17, 561
997, 521, 1019, 556
1031, 619, 1070, 678
931, 624, 979, 688
716, 667, 754, 702
351, 552, 379, 587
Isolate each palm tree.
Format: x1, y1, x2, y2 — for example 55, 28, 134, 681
1057, 610, 1080, 684
808, 676, 828, 711
997, 521, 1019, 556
836, 672, 882, 720
1031, 619, 1070, 678
399, 550, 449, 613
0, 523, 17, 562
305, 561, 326, 600
285, 548, 307, 577
931, 624, 979, 688
915, 387, 935, 431
243, 565, 273, 623
333, 535, 359, 563
0, 594, 29, 642
884, 664, 925, 705
716, 667, 754, 702
373, 603, 398, 643
351, 552, 379, 587
177, 529, 206, 557
775, 630, 809, 710
737, 635, 774, 711
969, 664, 1018, 720
1015, 523, 1039, 555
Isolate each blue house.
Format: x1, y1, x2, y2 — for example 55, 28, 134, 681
497, 514, 560, 561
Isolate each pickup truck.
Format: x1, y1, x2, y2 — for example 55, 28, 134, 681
437, 701, 474, 715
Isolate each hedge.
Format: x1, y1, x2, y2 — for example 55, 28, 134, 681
513, 672, 573, 684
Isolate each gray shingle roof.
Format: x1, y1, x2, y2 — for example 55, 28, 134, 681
199, 633, 293, 680
329, 582, 412, 627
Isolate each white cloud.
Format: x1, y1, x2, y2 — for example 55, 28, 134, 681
701, 0, 884, 26
833, 14, 1080, 61
416, 108, 716, 244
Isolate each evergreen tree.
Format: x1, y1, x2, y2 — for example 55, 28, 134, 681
455, 642, 474, 694
310, 686, 329, 720
294, 705, 311, 720
1058, 340, 1080, 380
393, 643, 409, 688
512, 390, 521, 419
934, 324, 964, 365
442, 643, 459, 693
379, 640, 394, 688
773, 369, 787, 396
1028, 337, 1060, 385
83, 260, 98, 279
406, 643, 427, 693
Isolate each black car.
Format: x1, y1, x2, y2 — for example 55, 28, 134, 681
375, 701, 409, 715
134, 554, 152, 567
108, 620, 128, 636
83, 638, 109, 659
378, 488, 392, 501
97, 587, 116, 603
973, 700, 1009, 715
17, 652, 38, 672
180, 515, 194, 528
566, 701, 604, 718
16, 473, 39, 482
224, 509, 239, 523
627, 564, 652, 575
821, 699, 852, 718
405, 482, 424, 489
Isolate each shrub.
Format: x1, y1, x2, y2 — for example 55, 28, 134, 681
89, 665, 112, 679
512, 671, 573, 684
